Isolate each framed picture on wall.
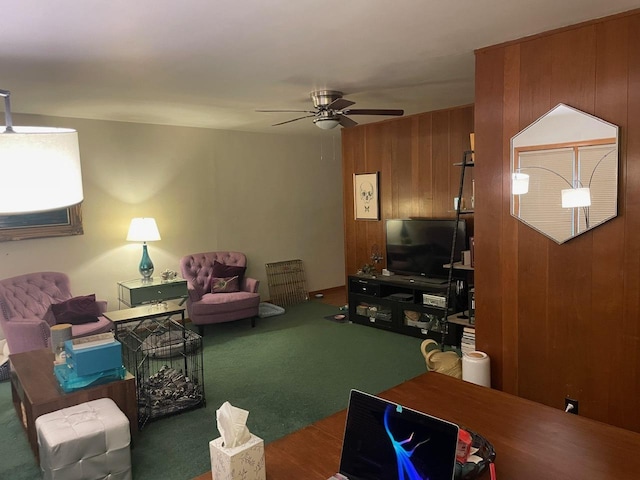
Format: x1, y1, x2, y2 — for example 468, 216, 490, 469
0, 204, 83, 242
354, 172, 380, 220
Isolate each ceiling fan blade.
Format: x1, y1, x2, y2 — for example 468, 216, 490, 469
339, 115, 358, 128
342, 109, 404, 116
256, 109, 315, 114
272, 115, 316, 126
327, 98, 355, 110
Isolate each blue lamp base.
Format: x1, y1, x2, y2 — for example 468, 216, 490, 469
139, 243, 154, 280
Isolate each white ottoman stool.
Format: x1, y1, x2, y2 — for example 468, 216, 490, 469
36, 398, 132, 480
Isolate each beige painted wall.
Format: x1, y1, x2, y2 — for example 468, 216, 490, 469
0, 114, 346, 309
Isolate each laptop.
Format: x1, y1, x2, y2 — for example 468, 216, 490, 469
329, 389, 459, 480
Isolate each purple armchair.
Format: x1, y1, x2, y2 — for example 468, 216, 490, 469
179, 251, 260, 336
0, 272, 113, 355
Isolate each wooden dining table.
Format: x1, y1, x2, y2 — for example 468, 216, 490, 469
194, 371, 640, 479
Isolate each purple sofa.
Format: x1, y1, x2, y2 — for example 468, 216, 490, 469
0, 272, 113, 354
179, 251, 260, 336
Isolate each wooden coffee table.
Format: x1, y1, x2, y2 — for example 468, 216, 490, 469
9, 348, 137, 461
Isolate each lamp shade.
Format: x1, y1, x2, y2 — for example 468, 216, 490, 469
512, 173, 530, 195
314, 117, 340, 130
561, 187, 591, 208
0, 127, 83, 214
126, 218, 161, 242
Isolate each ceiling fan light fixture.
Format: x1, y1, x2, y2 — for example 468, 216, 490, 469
259, 90, 404, 129
313, 117, 340, 130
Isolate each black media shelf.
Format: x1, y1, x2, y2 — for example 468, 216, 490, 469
347, 274, 463, 346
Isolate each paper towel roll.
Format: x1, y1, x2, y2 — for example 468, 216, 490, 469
462, 351, 491, 387
50, 323, 72, 353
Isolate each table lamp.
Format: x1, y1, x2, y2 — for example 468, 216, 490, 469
126, 218, 161, 280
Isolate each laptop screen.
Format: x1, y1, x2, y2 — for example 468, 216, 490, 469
339, 390, 459, 480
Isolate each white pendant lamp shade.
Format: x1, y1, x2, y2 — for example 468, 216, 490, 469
561, 187, 591, 208
0, 127, 83, 214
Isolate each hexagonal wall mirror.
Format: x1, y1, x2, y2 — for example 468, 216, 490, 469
511, 104, 619, 244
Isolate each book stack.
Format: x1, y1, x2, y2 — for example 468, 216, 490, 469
461, 327, 476, 354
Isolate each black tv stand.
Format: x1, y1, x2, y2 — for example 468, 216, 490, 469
347, 274, 463, 346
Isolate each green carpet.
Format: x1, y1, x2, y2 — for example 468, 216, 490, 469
0, 300, 426, 480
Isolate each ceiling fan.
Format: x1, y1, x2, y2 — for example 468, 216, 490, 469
256, 90, 404, 130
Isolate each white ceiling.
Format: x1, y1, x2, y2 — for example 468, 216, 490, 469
2, 0, 638, 135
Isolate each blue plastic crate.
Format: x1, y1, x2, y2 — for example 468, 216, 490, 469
64, 339, 122, 376
54, 363, 126, 393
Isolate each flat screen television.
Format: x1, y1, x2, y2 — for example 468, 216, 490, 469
385, 218, 467, 280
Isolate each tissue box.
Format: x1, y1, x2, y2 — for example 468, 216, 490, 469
209, 434, 266, 480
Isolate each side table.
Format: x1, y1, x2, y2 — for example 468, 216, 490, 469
117, 277, 188, 308
9, 349, 137, 461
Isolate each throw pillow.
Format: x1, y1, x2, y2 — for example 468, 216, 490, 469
210, 276, 240, 293
212, 260, 246, 283
50, 294, 101, 325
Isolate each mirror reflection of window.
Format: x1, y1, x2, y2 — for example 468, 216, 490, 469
516, 148, 573, 241
580, 144, 618, 228
510, 104, 618, 244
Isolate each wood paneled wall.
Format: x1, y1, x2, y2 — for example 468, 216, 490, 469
475, 9, 640, 431
341, 106, 474, 277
